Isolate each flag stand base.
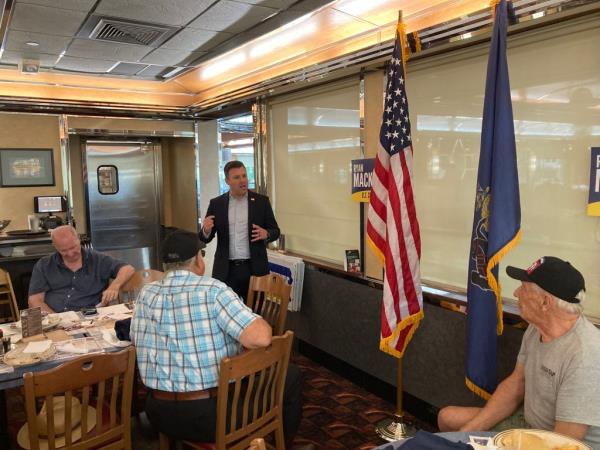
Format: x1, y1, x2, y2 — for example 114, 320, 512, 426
375, 414, 417, 442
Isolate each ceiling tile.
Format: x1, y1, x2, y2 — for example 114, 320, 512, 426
10, 3, 87, 37
136, 65, 169, 78
242, 9, 305, 37
94, 0, 215, 27
233, 0, 331, 11
188, 1, 277, 34
54, 55, 117, 73
232, 0, 297, 8
286, 0, 333, 12
66, 38, 151, 62
15, 0, 96, 11
141, 48, 193, 66
109, 62, 149, 75
6, 30, 72, 55
0, 50, 59, 67
180, 51, 209, 66
161, 28, 233, 52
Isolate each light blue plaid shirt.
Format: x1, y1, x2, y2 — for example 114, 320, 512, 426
131, 270, 258, 392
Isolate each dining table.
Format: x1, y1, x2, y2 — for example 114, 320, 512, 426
0, 303, 133, 448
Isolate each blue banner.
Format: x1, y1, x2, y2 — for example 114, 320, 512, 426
465, 0, 521, 399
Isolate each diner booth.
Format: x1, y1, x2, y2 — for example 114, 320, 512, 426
0, 0, 599, 448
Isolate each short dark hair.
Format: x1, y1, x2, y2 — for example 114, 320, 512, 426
224, 160, 245, 178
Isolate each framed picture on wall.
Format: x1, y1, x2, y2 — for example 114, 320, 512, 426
0, 148, 55, 187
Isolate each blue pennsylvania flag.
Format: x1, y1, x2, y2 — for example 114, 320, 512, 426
465, 0, 521, 399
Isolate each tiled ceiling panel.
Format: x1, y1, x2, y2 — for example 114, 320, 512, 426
95, 0, 215, 27
109, 62, 149, 75
10, 3, 87, 37
233, 0, 298, 8
180, 51, 210, 66
6, 30, 71, 55
242, 9, 306, 37
55, 55, 117, 72
1, 51, 58, 67
188, 1, 277, 33
161, 28, 233, 52
14, 0, 97, 11
141, 48, 195, 66
0, 0, 345, 81
66, 38, 151, 62
286, 0, 334, 11
136, 64, 170, 78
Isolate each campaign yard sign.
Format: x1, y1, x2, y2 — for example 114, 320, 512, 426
588, 147, 600, 216
351, 158, 375, 202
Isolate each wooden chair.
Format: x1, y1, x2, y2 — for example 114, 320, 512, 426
120, 269, 164, 302
21, 347, 135, 450
246, 274, 291, 336
159, 331, 294, 450
0, 267, 19, 323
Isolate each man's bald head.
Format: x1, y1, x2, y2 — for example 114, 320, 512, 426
51, 225, 81, 265
51, 225, 78, 244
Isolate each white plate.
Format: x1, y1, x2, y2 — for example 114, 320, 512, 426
14, 315, 61, 331
494, 428, 591, 450
3, 342, 56, 367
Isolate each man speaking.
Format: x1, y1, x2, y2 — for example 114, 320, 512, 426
200, 161, 280, 300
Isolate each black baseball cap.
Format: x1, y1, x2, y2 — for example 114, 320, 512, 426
506, 256, 585, 303
160, 230, 206, 263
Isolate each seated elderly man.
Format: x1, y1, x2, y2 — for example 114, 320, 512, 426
438, 256, 600, 448
28, 225, 134, 313
131, 230, 306, 448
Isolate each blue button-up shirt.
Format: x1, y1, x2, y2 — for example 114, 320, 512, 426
131, 270, 257, 392
28, 248, 126, 312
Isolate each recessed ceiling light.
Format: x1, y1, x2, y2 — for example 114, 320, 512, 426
25, 41, 39, 47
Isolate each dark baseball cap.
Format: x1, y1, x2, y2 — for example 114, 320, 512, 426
160, 230, 206, 263
506, 256, 585, 303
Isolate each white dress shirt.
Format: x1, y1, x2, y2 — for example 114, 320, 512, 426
228, 192, 250, 260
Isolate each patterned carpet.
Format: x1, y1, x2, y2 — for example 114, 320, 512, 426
5, 353, 436, 449
291, 354, 436, 449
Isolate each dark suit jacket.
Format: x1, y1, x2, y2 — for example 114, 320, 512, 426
199, 191, 280, 282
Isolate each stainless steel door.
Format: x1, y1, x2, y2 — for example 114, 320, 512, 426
84, 141, 161, 269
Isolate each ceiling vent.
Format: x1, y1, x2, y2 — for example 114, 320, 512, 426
79, 16, 179, 47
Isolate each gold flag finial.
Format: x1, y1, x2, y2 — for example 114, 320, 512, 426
490, 0, 501, 20
396, 11, 408, 70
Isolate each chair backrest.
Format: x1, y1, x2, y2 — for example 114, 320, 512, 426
0, 267, 19, 322
215, 330, 294, 450
23, 347, 136, 450
246, 274, 291, 336
120, 269, 164, 302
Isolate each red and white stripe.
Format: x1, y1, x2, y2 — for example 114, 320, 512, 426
367, 143, 423, 358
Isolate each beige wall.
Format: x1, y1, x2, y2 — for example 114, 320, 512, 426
162, 137, 197, 232
0, 113, 62, 230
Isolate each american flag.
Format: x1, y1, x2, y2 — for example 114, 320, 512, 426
367, 22, 423, 358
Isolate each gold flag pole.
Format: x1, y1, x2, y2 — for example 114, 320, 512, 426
374, 10, 417, 443
375, 357, 417, 441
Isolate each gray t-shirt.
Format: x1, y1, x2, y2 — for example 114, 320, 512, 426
517, 316, 600, 449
